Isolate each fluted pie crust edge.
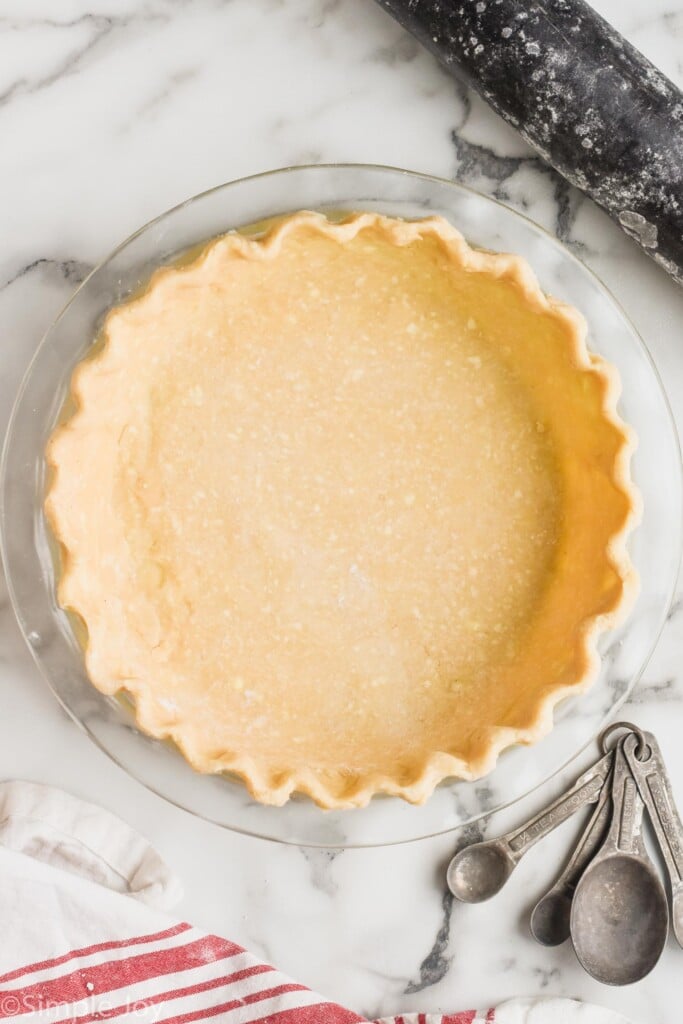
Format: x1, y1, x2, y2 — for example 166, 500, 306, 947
45, 212, 639, 809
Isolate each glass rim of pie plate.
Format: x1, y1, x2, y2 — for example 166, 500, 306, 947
2, 163, 681, 848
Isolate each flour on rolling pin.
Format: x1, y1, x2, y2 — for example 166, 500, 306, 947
377, 0, 683, 284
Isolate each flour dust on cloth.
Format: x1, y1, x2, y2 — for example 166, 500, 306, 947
0, 782, 633, 1024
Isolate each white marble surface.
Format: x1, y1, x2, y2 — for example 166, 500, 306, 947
2, 1, 683, 1020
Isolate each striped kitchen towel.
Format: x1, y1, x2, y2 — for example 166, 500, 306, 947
0, 782, 632, 1024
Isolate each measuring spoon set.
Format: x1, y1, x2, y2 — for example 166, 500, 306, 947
446, 722, 683, 985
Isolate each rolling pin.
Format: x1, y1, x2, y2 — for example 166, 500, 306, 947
375, 0, 683, 284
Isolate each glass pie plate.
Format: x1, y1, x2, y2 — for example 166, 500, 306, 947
2, 164, 681, 847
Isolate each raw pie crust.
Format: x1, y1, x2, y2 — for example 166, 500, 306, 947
46, 212, 638, 809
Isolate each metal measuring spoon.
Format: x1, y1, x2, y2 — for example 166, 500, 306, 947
447, 750, 613, 902
570, 738, 669, 985
622, 729, 683, 948
530, 767, 612, 946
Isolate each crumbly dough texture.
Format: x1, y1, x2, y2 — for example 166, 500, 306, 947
46, 211, 638, 808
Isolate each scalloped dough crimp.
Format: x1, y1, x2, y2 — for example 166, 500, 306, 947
45, 212, 639, 808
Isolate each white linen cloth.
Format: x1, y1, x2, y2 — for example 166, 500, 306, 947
0, 782, 633, 1024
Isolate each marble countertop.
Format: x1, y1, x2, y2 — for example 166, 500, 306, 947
2, 1, 683, 1020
